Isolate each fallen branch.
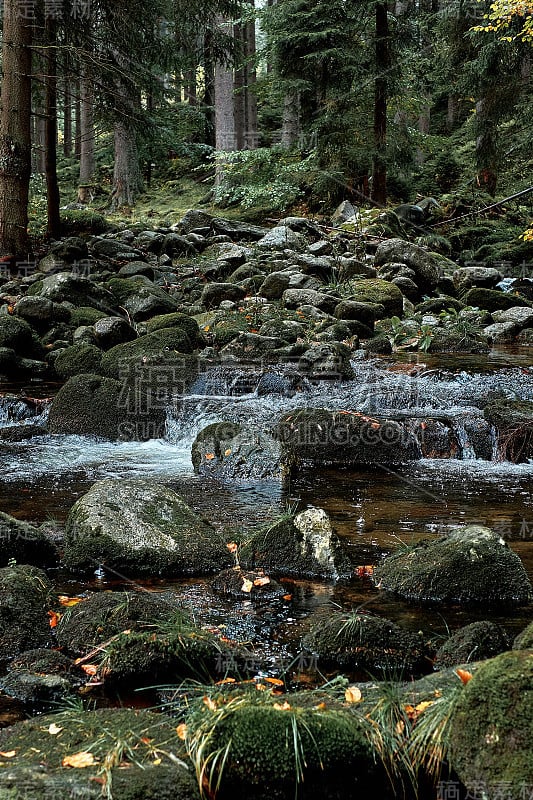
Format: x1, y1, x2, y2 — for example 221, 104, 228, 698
431, 186, 533, 228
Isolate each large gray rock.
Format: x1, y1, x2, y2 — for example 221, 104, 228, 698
374, 238, 453, 291
297, 342, 354, 380
453, 266, 503, 292
192, 422, 283, 480
94, 316, 137, 349
201, 282, 247, 309
256, 225, 307, 251
243, 507, 353, 580
0, 565, 52, 657
282, 288, 338, 313
63, 479, 233, 576
491, 306, 533, 328
374, 525, 532, 606
34, 272, 116, 312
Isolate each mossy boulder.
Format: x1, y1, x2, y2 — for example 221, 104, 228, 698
47, 372, 167, 440
201, 282, 247, 309
463, 287, 531, 312
0, 648, 84, 708
35, 272, 117, 312
0, 708, 198, 800
69, 306, 107, 327
449, 650, 533, 798
346, 278, 404, 317
434, 621, 511, 669
0, 565, 52, 658
0, 316, 43, 358
143, 312, 202, 346
63, 478, 232, 576
100, 327, 195, 378
0, 512, 57, 567
426, 328, 489, 354
275, 408, 420, 468
374, 525, 532, 606
243, 507, 352, 581
297, 342, 355, 379
202, 696, 381, 799
374, 238, 448, 291
53, 343, 103, 379
483, 399, 533, 463
94, 316, 137, 349
210, 567, 286, 601
301, 610, 429, 677
55, 590, 185, 656
192, 421, 283, 480
513, 621, 533, 650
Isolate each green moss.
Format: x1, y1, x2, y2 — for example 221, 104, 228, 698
53, 343, 103, 379
70, 306, 107, 327
513, 621, 533, 650
463, 287, 531, 312
143, 312, 202, 345
449, 651, 533, 796
100, 328, 195, 378
347, 278, 404, 317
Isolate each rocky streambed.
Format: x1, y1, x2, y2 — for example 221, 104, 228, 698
0, 209, 532, 799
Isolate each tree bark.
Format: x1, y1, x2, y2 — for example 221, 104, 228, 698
111, 119, 142, 209
371, 2, 388, 207
281, 90, 300, 148
0, 0, 33, 259
244, 2, 258, 149
44, 17, 61, 239
74, 78, 82, 159
63, 56, 72, 157
78, 65, 95, 202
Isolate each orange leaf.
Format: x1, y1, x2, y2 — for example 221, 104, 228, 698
356, 565, 374, 578
224, 448, 232, 456
0, 751, 16, 758
264, 677, 284, 686
314, 702, 327, 710
62, 751, 97, 769
203, 696, 217, 711
205, 453, 215, 460
255, 683, 267, 691
226, 542, 238, 554
80, 664, 98, 676
215, 677, 236, 685
283, 594, 292, 601
253, 576, 271, 587
48, 610, 60, 628
140, 737, 152, 745
176, 724, 188, 740
456, 669, 473, 685
58, 595, 85, 607
345, 686, 363, 704
273, 701, 291, 711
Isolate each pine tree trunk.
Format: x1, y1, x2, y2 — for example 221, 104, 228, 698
371, 2, 388, 207
244, 3, 258, 149
233, 23, 245, 151
0, 0, 33, 259
74, 78, 82, 159
111, 119, 142, 209
78, 66, 95, 202
415, 101, 431, 165
63, 57, 72, 157
44, 17, 61, 239
281, 91, 300, 148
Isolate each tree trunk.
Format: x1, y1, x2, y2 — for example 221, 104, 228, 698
446, 94, 457, 132
233, 22, 245, 150
475, 97, 498, 197
44, 17, 61, 239
0, 0, 33, 259
415, 101, 431, 165
244, 2, 258, 149
281, 91, 300, 148
78, 65, 95, 202
371, 2, 388, 207
63, 59, 72, 157
111, 119, 142, 209
74, 78, 82, 159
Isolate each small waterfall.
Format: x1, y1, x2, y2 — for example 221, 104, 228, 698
453, 421, 477, 461
0, 396, 50, 428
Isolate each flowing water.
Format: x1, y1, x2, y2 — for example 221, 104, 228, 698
0, 346, 532, 671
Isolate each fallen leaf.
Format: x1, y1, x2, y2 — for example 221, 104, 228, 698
456, 669, 473, 685
273, 702, 291, 711
356, 565, 374, 578
203, 696, 217, 711
48, 610, 60, 628
241, 578, 253, 593
314, 702, 327, 710
62, 751, 97, 769
80, 664, 98, 676
224, 448, 232, 456
176, 724, 188, 740
226, 542, 238, 554
345, 686, 363, 704
140, 737, 152, 745
255, 683, 267, 691
58, 595, 85, 607
205, 453, 215, 460
215, 677, 236, 685
395, 720, 405, 736
264, 677, 284, 686
282, 594, 292, 601
0, 751, 16, 758
415, 701, 433, 714
152, 758, 161, 765
253, 576, 271, 587
47, 724, 62, 735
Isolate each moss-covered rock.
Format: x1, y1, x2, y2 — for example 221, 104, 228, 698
0, 709, 198, 800
449, 650, 533, 798
35, 272, 117, 312
0, 649, 84, 707
434, 622, 511, 669
53, 343, 103, 379
143, 312, 202, 345
301, 610, 430, 677
374, 238, 451, 291
192, 421, 283, 480
0, 512, 57, 567
243, 507, 352, 581
344, 278, 403, 318
373, 525, 532, 606
513, 621, 533, 650
55, 590, 186, 656
100, 327, 195, 378
210, 567, 286, 601
426, 328, 489, 354
275, 408, 420, 468
47, 372, 167, 440
297, 342, 355, 379
463, 287, 531, 312
63, 478, 232, 576
483, 399, 533, 463
0, 316, 43, 358
0, 565, 52, 658
69, 306, 107, 327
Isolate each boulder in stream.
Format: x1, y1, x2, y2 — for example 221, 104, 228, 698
0, 512, 57, 567
434, 621, 511, 669
373, 525, 533, 606
0, 649, 84, 708
0, 565, 52, 658
63, 478, 232, 576
483, 398, 533, 463
192, 422, 283, 481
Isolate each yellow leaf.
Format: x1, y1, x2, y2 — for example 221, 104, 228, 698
241, 578, 253, 593
80, 664, 98, 676
224, 448, 232, 456
62, 751, 97, 768
273, 702, 291, 711
47, 724, 63, 735
345, 686, 363, 704
395, 720, 405, 736
0, 751, 16, 758
205, 453, 215, 460
176, 724, 188, 740
226, 542, 238, 554
415, 701, 433, 714
152, 758, 162, 765
58, 595, 85, 607
253, 576, 271, 587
